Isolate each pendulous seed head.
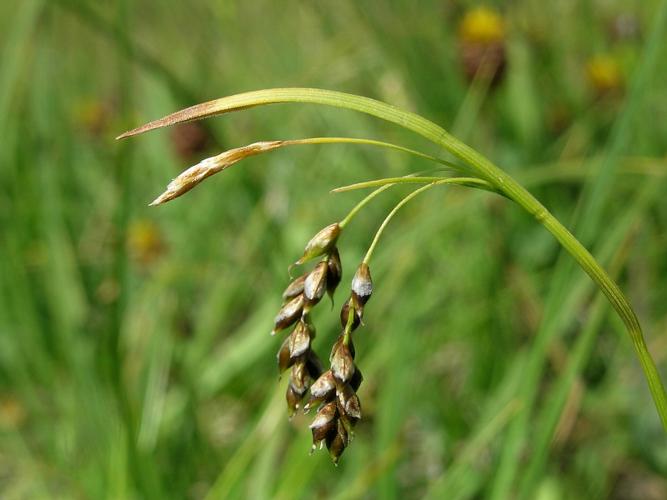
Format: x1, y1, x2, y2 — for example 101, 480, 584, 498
296, 223, 341, 266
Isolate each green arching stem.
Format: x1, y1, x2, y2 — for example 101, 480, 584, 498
120, 87, 667, 430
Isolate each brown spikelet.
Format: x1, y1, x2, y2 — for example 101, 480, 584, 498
310, 370, 336, 399
303, 261, 329, 311
282, 272, 308, 302
331, 341, 355, 383
271, 294, 304, 335
277, 337, 292, 373
288, 320, 312, 359
150, 141, 284, 206
295, 223, 341, 266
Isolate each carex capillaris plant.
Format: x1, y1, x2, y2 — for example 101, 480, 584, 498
118, 88, 667, 463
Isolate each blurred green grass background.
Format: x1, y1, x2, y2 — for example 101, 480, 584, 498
1, 0, 667, 498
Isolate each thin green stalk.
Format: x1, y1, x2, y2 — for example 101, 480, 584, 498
361, 178, 486, 265
339, 185, 393, 229
149, 135, 463, 206
342, 299, 355, 346
120, 88, 667, 430
338, 172, 478, 228
363, 184, 435, 264
333, 176, 498, 195
281, 137, 464, 172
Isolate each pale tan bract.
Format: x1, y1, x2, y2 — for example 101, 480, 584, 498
149, 140, 284, 206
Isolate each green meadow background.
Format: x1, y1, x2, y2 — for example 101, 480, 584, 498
1, 1, 666, 498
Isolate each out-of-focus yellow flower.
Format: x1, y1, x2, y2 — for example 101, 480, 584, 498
457, 7, 506, 86
586, 55, 623, 96
127, 219, 166, 267
458, 7, 505, 44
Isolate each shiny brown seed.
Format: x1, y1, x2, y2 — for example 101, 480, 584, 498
303, 261, 328, 309
272, 294, 304, 335
311, 417, 337, 445
288, 320, 311, 359
311, 404, 338, 451
286, 384, 301, 417
296, 223, 341, 265
326, 420, 349, 464
282, 272, 307, 302
277, 336, 292, 373
338, 411, 357, 437
290, 360, 309, 395
330, 335, 355, 362
337, 383, 361, 420
310, 401, 337, 432
331, 341, 355, 383
310, 370, 336, 399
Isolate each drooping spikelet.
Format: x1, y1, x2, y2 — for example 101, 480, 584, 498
272, 224, 345, 418
150, 141, 284, 206
303, 262, 373, 463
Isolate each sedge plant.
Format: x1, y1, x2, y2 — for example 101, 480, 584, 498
117, 87, 667, 463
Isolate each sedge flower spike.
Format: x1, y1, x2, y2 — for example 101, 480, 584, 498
118, 87, 667, 462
